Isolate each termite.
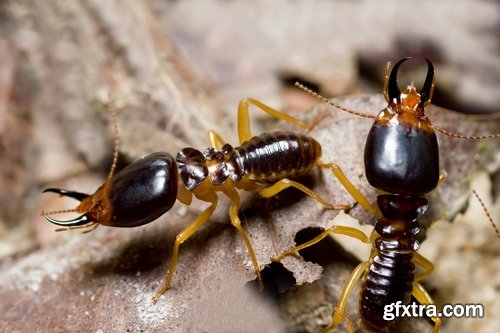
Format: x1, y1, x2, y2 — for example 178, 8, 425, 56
273, 57, 500, 332
42, 96, 359, 302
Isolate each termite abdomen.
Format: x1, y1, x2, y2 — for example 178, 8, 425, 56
360, 248, 416, 332
237, 132, 322, 181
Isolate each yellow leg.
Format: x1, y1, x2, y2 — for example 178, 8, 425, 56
438, 169, 447, 186
317, 161, 380, 218
208, 129, 226, 149
322, 261, 370, 333
176, 184, 193, 206
414, 252, 434, 282
258, 178, 352, 210
224, 187, 263, 289
237, 97, 310, 144
412, 283, 441, 333
152, 196, 218, 302
273, 225, 370, 261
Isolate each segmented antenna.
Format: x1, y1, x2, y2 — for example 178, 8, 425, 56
107, 93, 120, 181
472, 189, 500, 238
41, 94, 120, 227
432, 125, 500, 140
296, 82, 500, 140
294, 82, 376, 119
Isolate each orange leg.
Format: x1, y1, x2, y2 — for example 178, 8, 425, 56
273, 225, 370, 261
224, 187, 263, 289
208, 129, 226, 149
258, 178, 352, 210
152, 191, 218, 302
412, 283, 441, 333
237, 97, 310, 144
317, 161, 380, 218
322, 261, 369, 333
272, 225, 372, 332
414, 252, 434, 282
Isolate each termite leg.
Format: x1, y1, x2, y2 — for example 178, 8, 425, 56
412, 283, 441, 333
321, 261, 370, 333
438, 170, 447, 186
414, 252, 434, 282
224, 187, 263, 289
272, 225, 370, 261
152, 192, 218, 302
237, 97, 310, 144
176, 182, 193, 206
317, 161, 381, 218
257, 178, 352, 211
208, 130, 227, 149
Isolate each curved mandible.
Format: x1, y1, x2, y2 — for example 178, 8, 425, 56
387, 57, 411, 103
43, 213, 90, 226
419, 58, 434, 107
43, 188, 90, 202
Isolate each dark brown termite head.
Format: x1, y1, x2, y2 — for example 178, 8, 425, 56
43, 152, 178, 228
364, 58, 440, 195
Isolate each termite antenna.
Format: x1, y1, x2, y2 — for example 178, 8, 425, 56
40, 208, 79, 216
471, 189, 500, 238
294, 82, 376, 119
106, 92, 120, 181
431, 125, 500, 140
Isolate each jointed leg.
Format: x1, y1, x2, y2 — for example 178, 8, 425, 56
237, 97, 310, 144
317, 161, 381, 218
414, 252, 434, 282
208, 130, 226, 149
412, 283, 441, 333
258, 178, 352, 210
322, 261, 370, 333
152, 196, 218, 302
224, 187, 263, 288
273, 225, 370, 261
438, 169, 447, 186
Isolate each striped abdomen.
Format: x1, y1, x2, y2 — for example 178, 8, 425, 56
360, 237, 417, 332
236, 131, 322, 182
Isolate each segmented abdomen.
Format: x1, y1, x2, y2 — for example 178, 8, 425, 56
236, 131, 321, 181
360, 238, 416, 332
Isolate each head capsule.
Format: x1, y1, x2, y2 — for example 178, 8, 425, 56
43, 152, 178, 228
364, 58, 439, 195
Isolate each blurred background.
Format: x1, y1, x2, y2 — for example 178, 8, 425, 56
0, 0, 499, 332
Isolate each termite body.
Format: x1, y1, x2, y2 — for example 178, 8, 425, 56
275, 57, 500, 332
43, 98, 353, 301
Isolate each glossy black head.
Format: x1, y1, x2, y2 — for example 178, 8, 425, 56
43, 152, 178, 228
364, 58, 439, 195
105, 152, 178, 227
